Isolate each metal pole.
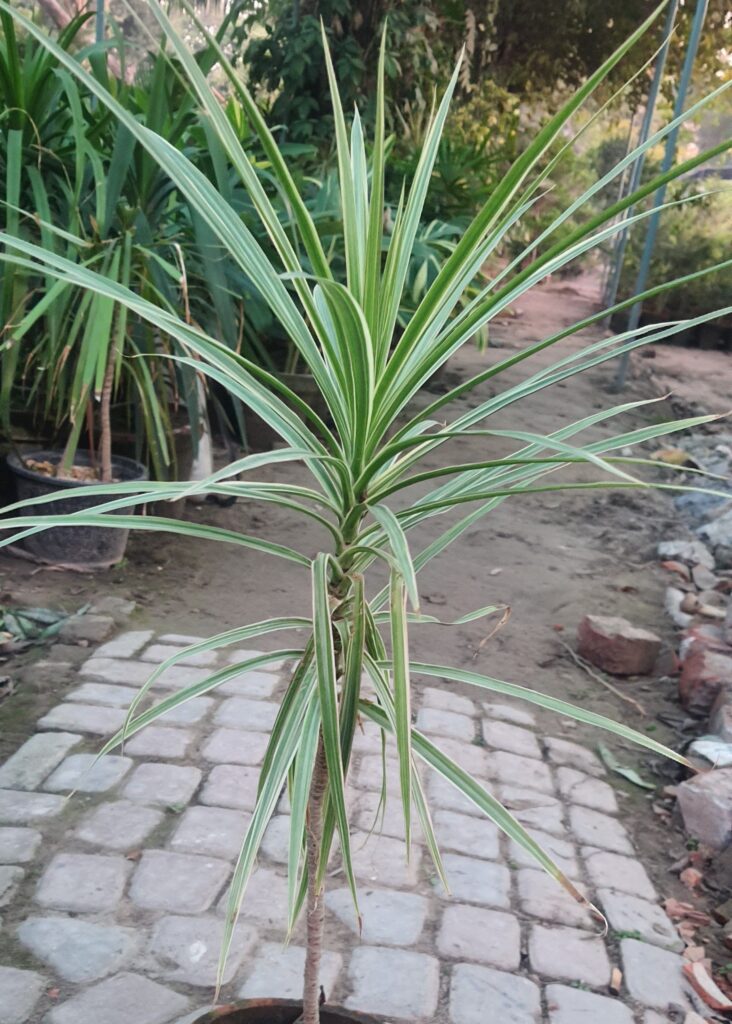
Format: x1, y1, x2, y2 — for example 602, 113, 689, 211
95, 0, 105, 45
614, 0, 710, 390
603, 0, 679, 311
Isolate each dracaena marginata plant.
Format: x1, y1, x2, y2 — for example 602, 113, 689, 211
2, 2, 732, 1021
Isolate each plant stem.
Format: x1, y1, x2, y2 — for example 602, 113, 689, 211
302, 739, 328, 1024
99, 341, 115, 483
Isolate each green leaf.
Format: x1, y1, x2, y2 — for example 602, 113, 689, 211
597, 744, 656, 790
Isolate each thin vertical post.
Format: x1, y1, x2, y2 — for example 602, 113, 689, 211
95, 0, 105, 45
603, 0, 679, 311
614, 0, 710, 390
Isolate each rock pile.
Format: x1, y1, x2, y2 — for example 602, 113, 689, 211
657, 534, 732, 850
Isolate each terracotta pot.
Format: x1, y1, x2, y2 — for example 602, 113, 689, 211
192, 998, 378, 1024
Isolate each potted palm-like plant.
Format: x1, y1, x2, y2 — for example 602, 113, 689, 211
1, 2, 731, 1021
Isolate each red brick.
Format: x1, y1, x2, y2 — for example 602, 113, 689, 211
576, 616, 660, 676
679, 648, 732, 716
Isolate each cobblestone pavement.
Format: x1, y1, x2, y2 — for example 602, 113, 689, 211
0, 629, 698, 1023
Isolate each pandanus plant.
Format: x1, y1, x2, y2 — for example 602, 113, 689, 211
1, 3, 731, 1021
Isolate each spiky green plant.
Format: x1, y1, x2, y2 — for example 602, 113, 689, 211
1, 3, 731, 1021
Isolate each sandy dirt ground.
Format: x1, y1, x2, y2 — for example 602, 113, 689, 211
2, 273, 730, 946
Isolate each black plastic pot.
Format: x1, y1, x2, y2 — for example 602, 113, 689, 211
192, 998, 378, 1024
6, 449, 148, 568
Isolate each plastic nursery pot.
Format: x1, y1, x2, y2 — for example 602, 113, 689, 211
192, 999, 379, 1024
5, 449, 148, 568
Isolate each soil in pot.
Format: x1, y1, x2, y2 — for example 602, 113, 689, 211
6, 449, 148, 568
193, 999, 378, 1024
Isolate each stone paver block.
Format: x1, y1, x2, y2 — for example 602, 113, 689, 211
517, 869, 593, 929
0, 790, 64, 824
545, 983, 634, 1023
438, 905, 520, 969
38, 703, 125, 736
216, 866, 288, 929
159, 633, 207, 645
483, 702, 536, 727
568, 806, 632, 854
489, 750, 554, 794
170, 806, 250, 860
225, 648, 290, 673
509, 828, 578, 876
214, 697, 278, 732
66, 682, 137, 707
217, 670, 278, 698
449, 964, 541, 1024
621, 937, 692, 1009
482, 719, 541, 758
440, 853, 511, 909
149, 915, 257, 986
35, 853, 130, 912
583, 848, 656, 899
130, 850, 229, 912
556, 767, 618, 813
124, 763, 202, 807
353, 753, 399, 792
498, 786, 565, 835
326, 887, 428, 944
75, 800, 164, 850
59, 613, 115, 644
0, 965, 46, 1024
47, 972, 190, 1024
17, 916, 137, 983
344, 947, 439, 1019
350, 831, 421, 887
529, 924, 611, 986
0, 865, 24, 906
545, 737, 604, 776
141, 643, 217, 667
598, 889, 684, 951
81, 657, 207, 691
125, 726, 193, 759
157, 696, 215, 726
353, 790, 425, 843
421, 686, 475, 717
201, 728, 268, 766
44, 753, 133, 793
0, 827, 41, 864
94, 630, 153, 659
200, 764, 260, 811
239, 943, 342, 1001
430, 737, 490, 776
428, 772, 485, 816
0, 732, 81, 791
416, 707, 475, 741
90, 596, 136, 621
434, 809, 500, 860
260, 815, 290, 863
